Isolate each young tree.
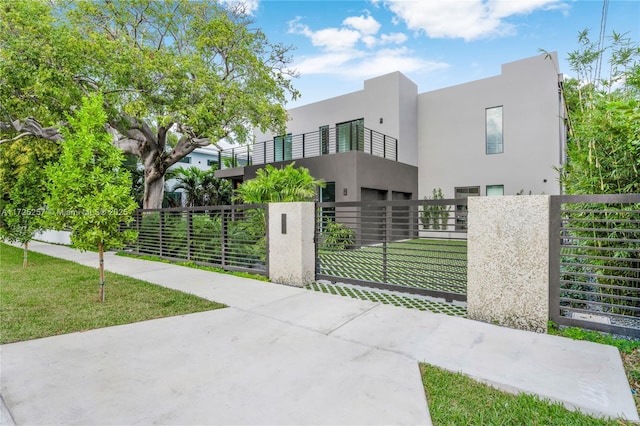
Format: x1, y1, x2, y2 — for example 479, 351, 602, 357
0, 0, 298, 209
46, 94, 137, 301
0, 139, 59, 267
233, 163, 324, 204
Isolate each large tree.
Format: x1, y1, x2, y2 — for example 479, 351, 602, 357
0, 0, 298, 208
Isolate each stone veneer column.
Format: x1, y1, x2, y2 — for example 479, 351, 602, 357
467, 195, 550, 333
268, 202, 315, 287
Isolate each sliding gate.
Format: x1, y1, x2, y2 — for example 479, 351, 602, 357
315, 199, 467, 302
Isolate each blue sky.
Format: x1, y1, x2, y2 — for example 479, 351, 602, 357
239, 0, 639, 108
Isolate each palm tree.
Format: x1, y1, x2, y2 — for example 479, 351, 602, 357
233, 163, 324, 204
172, 166, 232, 207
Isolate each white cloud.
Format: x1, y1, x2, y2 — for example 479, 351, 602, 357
288, 11, 448, 81
348, 47, 449, 78
292, 47, 448, 80
383, 0, 566, 41
289, 18, 362, 51
380, 32, 408, 45
343, 15, 381, 35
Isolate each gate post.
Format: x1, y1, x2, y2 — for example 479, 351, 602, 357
267, 202, 315, 286
467, 195, 551, 333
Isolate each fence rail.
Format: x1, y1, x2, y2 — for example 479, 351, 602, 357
125, 204, 268, 276
217, 126, 399, 170
549, 194, 640, 337
315, 199, 468, 302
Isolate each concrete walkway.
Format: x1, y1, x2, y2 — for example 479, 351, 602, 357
1, 241, 638, 425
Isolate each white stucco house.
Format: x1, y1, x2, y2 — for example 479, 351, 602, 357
215, 51, 566, 202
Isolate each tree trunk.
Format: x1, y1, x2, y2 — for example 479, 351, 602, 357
23, 241, 28, 268
99, 243, 105, 302
143, 174, 165, 209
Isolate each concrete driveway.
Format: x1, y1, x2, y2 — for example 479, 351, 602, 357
1, 241, 637, 425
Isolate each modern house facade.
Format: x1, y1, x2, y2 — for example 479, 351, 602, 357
216, 52, 566, 203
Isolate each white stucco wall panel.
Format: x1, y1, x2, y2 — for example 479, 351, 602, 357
467, 195, 550, 333
254, 72, 419, 167
268, 202, 315, 286
418, 53, 563, 198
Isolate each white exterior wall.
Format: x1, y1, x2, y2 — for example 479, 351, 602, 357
254, 72, 419, 167
418, 53, 563, 198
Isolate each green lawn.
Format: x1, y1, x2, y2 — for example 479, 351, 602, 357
0, 243, 225, 344
318, 238, 467, 294
421, 364, 630, 425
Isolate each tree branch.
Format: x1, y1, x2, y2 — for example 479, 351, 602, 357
0, 118, 64, 144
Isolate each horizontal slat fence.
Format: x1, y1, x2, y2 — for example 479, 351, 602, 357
550, 194, 640, 337
316, 199, 468, 302
125, 204, 268, 276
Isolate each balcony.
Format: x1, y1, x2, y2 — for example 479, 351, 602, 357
216, 126, 398, 171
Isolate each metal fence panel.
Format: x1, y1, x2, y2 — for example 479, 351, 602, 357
315, 199, 467, 302
549, 194, 640, 338
125, 204, 268, 276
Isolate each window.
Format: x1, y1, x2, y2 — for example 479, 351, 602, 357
320, 125, 330, 155
455, 186, 480, 231
336, 119, 364, 152
319, 182, 336, 231
274, 134, 292, 162
486, 106, 503, 154
178, 156, 191, 164
486, 185, 504, 196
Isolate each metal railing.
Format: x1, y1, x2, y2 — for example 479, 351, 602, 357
125, 204, 268, 275
217, 126, 399, 170
549, 194, 640, 337
315, 199, 468, 302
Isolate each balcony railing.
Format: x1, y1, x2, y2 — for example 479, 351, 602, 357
217, 126, 398, 170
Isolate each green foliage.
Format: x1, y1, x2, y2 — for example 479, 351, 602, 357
233, 163, 324, 204
319, 219, 355, 251
548, 324, 639, 354
45, 94, 137, 252
1, 1, 299, 208
554, 30, 640, 318
420, 188, 450, 230
135, 210, 265, 268
0, 138, 60, 257
172, 166, 232, 207
560, 29, 640, 194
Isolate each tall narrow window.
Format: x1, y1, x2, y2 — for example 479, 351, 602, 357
320, 125, 330, 155
486, 185, 504, 196
274, 134, 292, 162
319, 182, 336, 232
336, 119, 364, 152
486, 106, 503, 154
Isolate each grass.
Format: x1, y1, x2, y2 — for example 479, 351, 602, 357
421, 364, 630, 425
318, 238, 467, 294
116, 251, 270, 282
307, 281, 467, 317
0, 242, 225, 344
